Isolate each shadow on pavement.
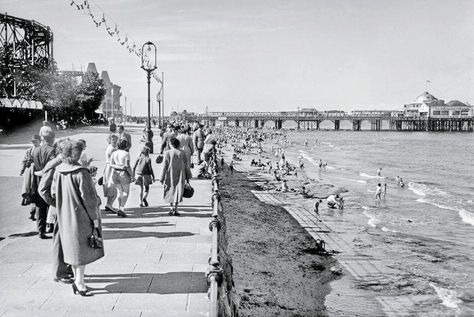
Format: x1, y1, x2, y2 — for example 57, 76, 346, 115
176, 213, 213, 218
102, 230, 194, 240
86, 272, 208, 294
102, 221, 175, 229
9, 231, 37, 238
102, 207, 212, 219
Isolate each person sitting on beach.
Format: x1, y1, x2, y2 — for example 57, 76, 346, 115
399, 178, 405, 188
250, 158, 257, 167
232, 153, 242, 161
327, 194, 342, 209
300, 186, 313, 198
281, 180, 289, 192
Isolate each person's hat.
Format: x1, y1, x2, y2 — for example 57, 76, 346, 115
32, 134, 41, 141
155, 154, 164, 164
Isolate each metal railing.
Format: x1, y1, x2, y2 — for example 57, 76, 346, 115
207, 155, 223, 317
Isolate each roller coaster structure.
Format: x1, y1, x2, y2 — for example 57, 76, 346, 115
0, 13, 53, 98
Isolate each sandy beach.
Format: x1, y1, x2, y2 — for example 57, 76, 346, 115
216, 134, 343, 316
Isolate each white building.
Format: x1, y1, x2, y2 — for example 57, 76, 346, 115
403, 92, 472, 118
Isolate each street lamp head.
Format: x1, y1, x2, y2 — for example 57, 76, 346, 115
141, 41, 157, 71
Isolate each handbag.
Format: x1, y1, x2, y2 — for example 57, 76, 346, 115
135, 175, 144, 186
156, 154, 163, 164
88, 228, 103, 249
183, 182, 194, 198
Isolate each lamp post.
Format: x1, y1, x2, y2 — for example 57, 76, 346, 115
141, 41, 157, 153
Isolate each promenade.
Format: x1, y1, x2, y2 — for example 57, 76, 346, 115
0, 126, 212, 317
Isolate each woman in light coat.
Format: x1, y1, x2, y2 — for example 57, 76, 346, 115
52, 140, 104, 296
160, 137, 192, 216
176, 126, 194, 167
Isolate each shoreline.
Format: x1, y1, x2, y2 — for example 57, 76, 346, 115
219, 140, 341, 316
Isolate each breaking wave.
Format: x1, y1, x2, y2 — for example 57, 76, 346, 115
408, 182, 474, 227
362, 206, 380, 228
429, 282, 462, 311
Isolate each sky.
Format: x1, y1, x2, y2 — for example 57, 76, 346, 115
3, 0, 474, 115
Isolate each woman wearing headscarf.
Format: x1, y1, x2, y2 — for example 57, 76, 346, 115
52, 140, 104, 296
160, 137, 192, 216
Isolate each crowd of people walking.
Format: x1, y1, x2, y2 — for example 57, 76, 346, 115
18, 122, 223, 296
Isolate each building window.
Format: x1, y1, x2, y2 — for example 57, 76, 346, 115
441, 111, 449, 115
452, 111, 460, 115
433, 111, 441, 115
461, 111, 469, 116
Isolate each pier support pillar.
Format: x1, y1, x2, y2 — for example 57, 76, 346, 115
334, 120, 340, 131
371, 119, 381, 131
274, 119, 283, 129
352, 120, 361, 131
235, 120, 239, 127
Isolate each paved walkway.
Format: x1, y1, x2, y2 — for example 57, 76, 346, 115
0, 129, 212, 317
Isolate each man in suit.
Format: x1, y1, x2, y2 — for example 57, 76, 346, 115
193, 124, 205, 165
32, 130, 56, 239
117, 125, 132, 152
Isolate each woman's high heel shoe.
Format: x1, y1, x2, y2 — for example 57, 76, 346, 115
72, 283, 89, 296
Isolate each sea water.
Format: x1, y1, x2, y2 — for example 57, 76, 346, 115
282, 130, 474, 316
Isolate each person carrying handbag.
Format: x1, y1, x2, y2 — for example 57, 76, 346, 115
159, 137, 192, 216
51, 140, 104, 296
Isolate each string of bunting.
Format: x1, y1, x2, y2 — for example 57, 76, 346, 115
68, 0, 162, 85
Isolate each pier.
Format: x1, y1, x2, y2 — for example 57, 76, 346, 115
193, 111, 473, 132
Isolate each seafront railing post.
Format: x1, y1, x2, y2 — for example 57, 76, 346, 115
207, 152, 223, 317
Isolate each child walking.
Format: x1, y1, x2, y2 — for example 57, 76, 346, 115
133, 146, 155, 207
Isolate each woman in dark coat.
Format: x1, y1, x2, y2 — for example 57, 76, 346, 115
160, 137, 192, 216
52, 140, 104, 296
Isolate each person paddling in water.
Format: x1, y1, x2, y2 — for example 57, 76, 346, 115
375, 183, 383, 202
